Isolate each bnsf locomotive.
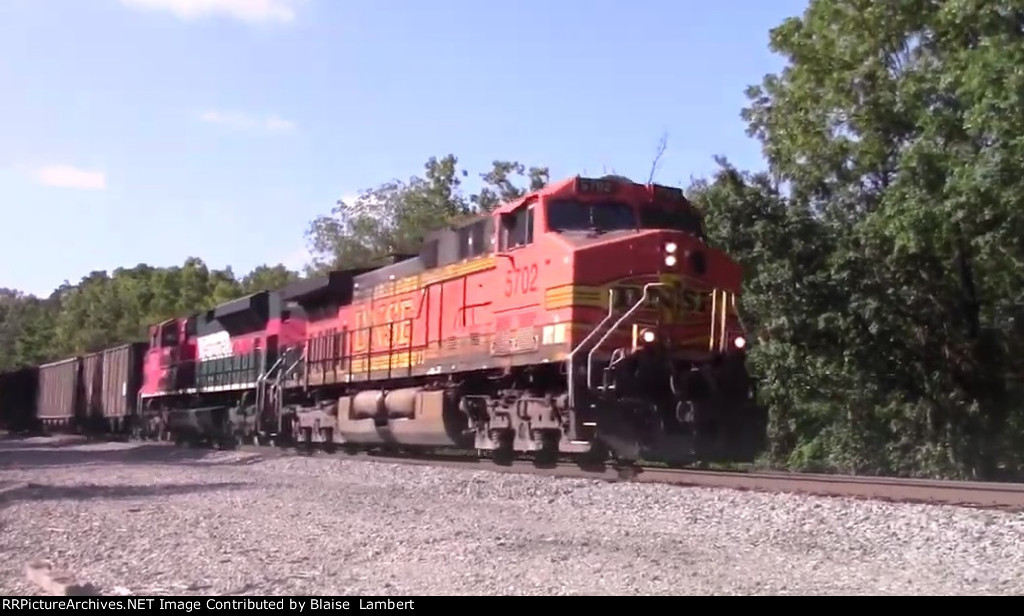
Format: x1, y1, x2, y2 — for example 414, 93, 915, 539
0, 175, 765, 466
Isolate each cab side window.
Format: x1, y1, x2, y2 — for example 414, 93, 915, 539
457, 220, 489, 260
160, 323, 179, 347
500, 206, 534, 251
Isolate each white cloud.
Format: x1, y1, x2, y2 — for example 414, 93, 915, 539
33, 165, 107, 191
119, 0, 300, 24
264, 116, 295, 131
199, 110, 296, 132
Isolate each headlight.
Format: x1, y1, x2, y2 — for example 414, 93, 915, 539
664, 254, 677, 267
641, 329, 656, 343
734, 336, 746, 349
665, 242, 677, 254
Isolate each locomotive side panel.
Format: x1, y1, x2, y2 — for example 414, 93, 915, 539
457, 268, 496, 369
428, 273, 470, 372
140, 317, 196, 398
348, 286, 425, 379
285, 268, 371, 388
336, 254, 504, 381
303, 316, 344, 387
195, 312, 241, 391
485, 195, 577, 368
195, 291, 279, 392
329, 248, 495, 447
271, 304, 307, 384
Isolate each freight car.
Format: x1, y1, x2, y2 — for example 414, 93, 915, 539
0, 343, 150, 437
0, 366, 40, 433
130, 174, 766, 467
36, 357, 82, 430
81, 343, 148, 433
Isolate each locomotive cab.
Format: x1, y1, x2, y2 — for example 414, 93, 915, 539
141, 317, 196, 397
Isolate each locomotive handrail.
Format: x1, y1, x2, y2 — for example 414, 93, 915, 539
710, 289, 719, 352
344, 317, 418, 381
718, 290, 728, 352
257, 356, 284, 387
388, 321, 396, 379
281, 355, 303, 383
566, 288, 617, 409
255, 355, 284, 408
708, 289, 738, 353
585, 282, 666, 392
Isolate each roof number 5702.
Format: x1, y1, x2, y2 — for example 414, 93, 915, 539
504, 264, 538, 297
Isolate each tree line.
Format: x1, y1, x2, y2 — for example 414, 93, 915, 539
3, 0, 1024, 480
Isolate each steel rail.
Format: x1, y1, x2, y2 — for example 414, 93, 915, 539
224, 443, 1024, 512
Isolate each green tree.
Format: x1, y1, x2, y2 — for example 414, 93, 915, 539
305, 155, 549, 272
0, 289, 60, 370
471, 161, 550, 213
0, 258, 309, 369
735, 0, 1024, 478
241, 264, 300, 294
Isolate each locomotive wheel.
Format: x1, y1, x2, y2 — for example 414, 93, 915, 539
533, 448, 557, 468
492, 446, 514, 466
577, 443, 611, 472
490, 429, 515, 466
532, 430, 559, 469
320, 429, 337, 454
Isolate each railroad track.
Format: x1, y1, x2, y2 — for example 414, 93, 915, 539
219, 441, 1024, 513
6, 432, 1024, 513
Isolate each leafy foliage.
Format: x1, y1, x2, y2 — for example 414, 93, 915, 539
304, 156, 549, 272
691, 0, 1024, 479
0, 259, 298, 370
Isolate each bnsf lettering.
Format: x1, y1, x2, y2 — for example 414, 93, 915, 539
614, 285, 709, 321
651, 287, 708, 322
351, 299, 414, 352
504, 264, 539, 297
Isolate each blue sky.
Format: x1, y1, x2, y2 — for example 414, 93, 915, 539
0, 0, 806, 297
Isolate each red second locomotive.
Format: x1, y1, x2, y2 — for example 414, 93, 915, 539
133, 174, 763, 465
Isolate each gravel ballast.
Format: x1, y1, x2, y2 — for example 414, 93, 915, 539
1, 437, 1023, 596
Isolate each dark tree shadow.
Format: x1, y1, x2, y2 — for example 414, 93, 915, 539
0, 481, 250, 510
0, 440, 268, 470
0, 435, 92, 449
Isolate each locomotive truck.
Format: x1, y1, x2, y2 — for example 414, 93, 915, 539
1, 174, 765, 467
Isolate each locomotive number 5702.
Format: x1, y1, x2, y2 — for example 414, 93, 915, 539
504, 264, 539, 297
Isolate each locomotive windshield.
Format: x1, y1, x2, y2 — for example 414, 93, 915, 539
546, 198, 706, 239
638, 204, 706, 240
545, 199, 636, 233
